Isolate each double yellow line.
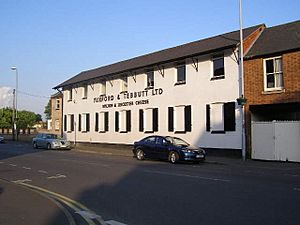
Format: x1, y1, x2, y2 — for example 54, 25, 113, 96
18, 182, 107, 225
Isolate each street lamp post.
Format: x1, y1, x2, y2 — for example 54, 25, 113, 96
11, 67, 18, 141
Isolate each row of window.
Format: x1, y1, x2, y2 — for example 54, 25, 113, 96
63, 102, 236, 134
66, 55, 225, 101
66, 55, 284, 102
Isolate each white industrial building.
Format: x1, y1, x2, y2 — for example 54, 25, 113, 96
54, 24, 264, 153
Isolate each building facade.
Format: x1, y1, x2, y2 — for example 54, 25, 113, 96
55, 24, 264, 153
244, 20, 300, 160
48, 92, 63, 136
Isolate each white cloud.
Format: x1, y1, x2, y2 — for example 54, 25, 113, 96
0, 86, 13, 108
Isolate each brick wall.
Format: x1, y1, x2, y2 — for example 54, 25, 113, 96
244, 51, 300, 156
50, 96, 63, 135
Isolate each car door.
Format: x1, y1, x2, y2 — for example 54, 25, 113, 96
142, 136, 157, 158
35, 134, 43, 147
155, 137, 170, 160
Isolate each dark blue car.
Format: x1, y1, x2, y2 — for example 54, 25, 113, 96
133, 135, 206, 164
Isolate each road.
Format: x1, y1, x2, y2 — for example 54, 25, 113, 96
0, 142, 300, 225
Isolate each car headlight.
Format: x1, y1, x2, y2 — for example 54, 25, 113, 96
182, 149, 193, 153
53, 141, 60, 146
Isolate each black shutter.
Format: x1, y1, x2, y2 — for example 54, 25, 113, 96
168, 107, 174, 132
95, 113, 99, 132
115, 112, 119, 132
126, 110, 131, 132
86, 114, 90, 132
78, 114, 82, 131
185, 105, 192, 132
224, 102, 236, 131
64, 115, 67, 132
206, 105, 210, 132
139, 109, 144, 132
105, 112, 109, 132
153, 108, 158, 132
70, 114, 74, 131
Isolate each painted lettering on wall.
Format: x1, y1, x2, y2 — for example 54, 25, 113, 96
93, 88, 163, 109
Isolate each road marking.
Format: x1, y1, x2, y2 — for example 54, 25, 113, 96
294, 188, 300, 191
0, 162, 4, 164
47, 174, 67, 179
8, 163, 17, 167
38, 170, 48, 174
22, 166, 31, 170
76, 211, 103, 220
12, 179, 32, 184
17, 182, 108, 225
143, 169, 230, 182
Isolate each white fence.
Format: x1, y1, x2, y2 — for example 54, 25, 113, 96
252, 121, 300, 162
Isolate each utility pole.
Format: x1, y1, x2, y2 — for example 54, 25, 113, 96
12, 89, 16, 141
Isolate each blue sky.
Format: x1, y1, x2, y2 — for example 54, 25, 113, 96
0, 0, 299, 117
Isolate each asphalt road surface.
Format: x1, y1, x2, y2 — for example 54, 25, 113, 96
0, 142, 300, 225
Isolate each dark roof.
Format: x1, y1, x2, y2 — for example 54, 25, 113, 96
54, 24, 263, 89
246, 20, 300, 59
51, 92, 62, 98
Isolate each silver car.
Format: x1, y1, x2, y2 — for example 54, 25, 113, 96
32, 133, 71, 150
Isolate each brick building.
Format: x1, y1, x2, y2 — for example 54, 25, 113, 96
48, 92, 63, 136
244, 20, 300, 159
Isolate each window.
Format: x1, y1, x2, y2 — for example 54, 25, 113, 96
206, 102, 235, 133
100, 81, 106, 95
81, 113, 90, 132
115, 111, 119, 132
146, 70, 154, 88
82, 85, 88, 99
212, 54, 225, 79
64, 115, 67, 132
118, 110, 131, 133
120, 76, 128, 92
78, 114, 82, 131
55, 99, 60, 110
98, 112, 109, 132
65, 114, 74, 132
168, 107, 174, 132
264, 57, 283, 91
67, 89, 73, 101
139, 109, 144, 132
174, 105, 191, 133
176, 63, 186, 84
95, 113, 99, 132
144, 108, 158, 133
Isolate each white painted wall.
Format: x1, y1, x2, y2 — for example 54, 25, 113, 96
63, 49, 242, 150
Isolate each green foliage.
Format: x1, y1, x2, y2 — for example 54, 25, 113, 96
0, 108, 13, 128
17, 110, 37, 129
44, 99, 51, 120
0, 108, 41, 129
35, 114, 42, 122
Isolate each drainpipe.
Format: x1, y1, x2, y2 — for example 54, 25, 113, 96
239, 0, 246, 161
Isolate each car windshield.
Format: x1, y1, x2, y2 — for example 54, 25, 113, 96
166, 137, 190, 147
46, 134, 58, 139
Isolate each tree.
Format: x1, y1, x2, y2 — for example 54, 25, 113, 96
16, 110, 37, 129
35, 114, 42, 122
0, 108, 41, 129
44, 99, 51, 120
0, 108, 13, 128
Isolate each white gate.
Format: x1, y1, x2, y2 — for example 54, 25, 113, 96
252, 121, 300, 162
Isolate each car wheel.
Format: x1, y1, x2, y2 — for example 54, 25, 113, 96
169, 152, 179, 164
33, 142, 38, 149
136, 149, 145, 160
47, 143, 51, 150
